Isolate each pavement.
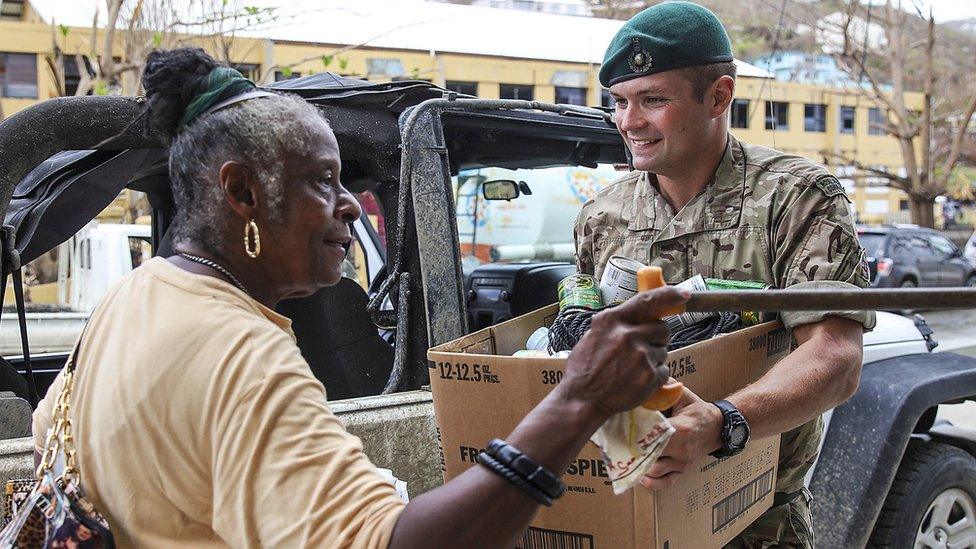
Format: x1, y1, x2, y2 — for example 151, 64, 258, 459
919, 308, 976, 354
917, 309, 976, 429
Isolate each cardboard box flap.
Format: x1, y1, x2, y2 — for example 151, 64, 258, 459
429, 304, 560, 357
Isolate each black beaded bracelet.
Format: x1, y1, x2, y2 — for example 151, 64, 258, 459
477, 452, 554, 506
485, 439, 566, 500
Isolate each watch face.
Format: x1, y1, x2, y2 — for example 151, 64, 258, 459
730, 424, 749, 447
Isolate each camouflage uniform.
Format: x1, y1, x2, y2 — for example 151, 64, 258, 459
574, 135, 875, 548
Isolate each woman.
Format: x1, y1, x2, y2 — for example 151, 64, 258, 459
32, 48, 685, 548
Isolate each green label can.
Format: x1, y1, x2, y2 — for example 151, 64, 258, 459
703, 278, 772, 291
558, 274, 603, 310
704, 278, 772, 326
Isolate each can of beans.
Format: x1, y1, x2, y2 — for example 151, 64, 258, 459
599, 255, 646, 305
557, 274, 603, 310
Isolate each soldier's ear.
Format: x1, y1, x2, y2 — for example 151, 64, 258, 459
711, 75, 735, 118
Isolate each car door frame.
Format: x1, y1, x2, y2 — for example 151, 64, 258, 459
907, 232, 941, 286
926, 232, 966, 286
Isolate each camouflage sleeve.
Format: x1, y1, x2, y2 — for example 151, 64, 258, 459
772, 176, 876, 331
574, 200, 596, 276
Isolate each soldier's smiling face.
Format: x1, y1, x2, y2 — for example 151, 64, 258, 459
609, 70, 720, 175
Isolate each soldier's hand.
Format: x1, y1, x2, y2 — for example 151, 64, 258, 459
561, 286, 689, 416
640, 385, 723, 490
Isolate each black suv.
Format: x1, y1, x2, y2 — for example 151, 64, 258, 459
858, 225, 976, 287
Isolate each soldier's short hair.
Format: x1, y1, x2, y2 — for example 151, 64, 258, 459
680, 61, 737, 103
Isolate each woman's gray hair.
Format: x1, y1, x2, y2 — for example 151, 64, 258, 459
167, 93, 329, 254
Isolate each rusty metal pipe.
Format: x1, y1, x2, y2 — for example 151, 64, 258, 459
683, 288, 976, 312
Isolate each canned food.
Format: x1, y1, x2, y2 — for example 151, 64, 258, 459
599, 255, 646, 305
557, 274, 603, 310
703, 278, 772, 326
665, 275, 715, 330
703, 278, 772, 291
525, 327, 551, 352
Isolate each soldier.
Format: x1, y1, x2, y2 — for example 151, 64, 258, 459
575, 2, 876, 547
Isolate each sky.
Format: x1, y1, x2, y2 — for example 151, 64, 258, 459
29, 0, 976, 24
869, 0, 976, 23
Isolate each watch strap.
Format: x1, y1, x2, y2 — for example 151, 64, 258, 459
710, 399, 748, 459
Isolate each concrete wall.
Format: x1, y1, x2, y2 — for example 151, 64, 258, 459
0, 390, 443, 500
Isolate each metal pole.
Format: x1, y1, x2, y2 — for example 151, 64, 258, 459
684, 288, 976, 312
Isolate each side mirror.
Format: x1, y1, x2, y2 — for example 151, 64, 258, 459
518, 181, 533, 196
482, 180, 520, 201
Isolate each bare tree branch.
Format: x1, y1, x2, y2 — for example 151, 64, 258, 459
939, 92, 976, 184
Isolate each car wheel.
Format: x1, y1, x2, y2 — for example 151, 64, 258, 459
869, 441, 976, 548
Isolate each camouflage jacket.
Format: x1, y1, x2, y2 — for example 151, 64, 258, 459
574, 134, 874, 493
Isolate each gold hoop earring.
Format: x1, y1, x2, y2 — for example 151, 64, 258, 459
244, 219, 261, 258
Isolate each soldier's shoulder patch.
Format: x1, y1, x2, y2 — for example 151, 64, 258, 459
814, 176, 850, 202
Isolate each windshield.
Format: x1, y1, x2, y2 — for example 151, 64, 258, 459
858, 233, 887, 257
453, 164, 625, 269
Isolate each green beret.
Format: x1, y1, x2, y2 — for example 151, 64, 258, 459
599, 1, 733, 88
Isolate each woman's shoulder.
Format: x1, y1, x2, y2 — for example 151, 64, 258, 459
95, 257, 311, 381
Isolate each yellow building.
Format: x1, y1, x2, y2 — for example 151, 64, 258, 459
1, 0, 922, 225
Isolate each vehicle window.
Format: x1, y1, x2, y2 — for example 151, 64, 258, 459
857, 233, 886, 257
889, 234, 912, 258
909, 234, 934, 256
129, 236, 152, 269
345, 191, 387, 290
345, 240, 368, 287
927, 235, 956, 259
452, 164, 623, 268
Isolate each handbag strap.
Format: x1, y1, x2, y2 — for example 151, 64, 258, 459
12, 268, 40, 405
35, 332, 84, 484
0, 225, 39, 406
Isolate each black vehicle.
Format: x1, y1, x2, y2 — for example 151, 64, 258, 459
2, 76, 976, 547
860, 225, 976, 288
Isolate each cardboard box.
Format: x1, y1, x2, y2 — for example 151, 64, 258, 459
428, 305, 791, 548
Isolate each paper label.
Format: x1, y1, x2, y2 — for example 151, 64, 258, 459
664, 275, 716, 330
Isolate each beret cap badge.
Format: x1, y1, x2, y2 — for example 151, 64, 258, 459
628, 37, 652, 73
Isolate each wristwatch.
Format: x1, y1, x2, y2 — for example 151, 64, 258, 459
710, 399, 750, 458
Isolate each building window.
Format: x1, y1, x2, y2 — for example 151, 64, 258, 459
445, 81, 477, 96
899, 199, 909, 211
765, 101, 789, 130
555, 86, 587, 105
274, 70, 301, 82
62, 56, 94, 96
366, 58, 405, 78
840, 106, 855, 134
0, 0, 24, 20
731, 99, 749, 129
868, 107, 887, 135
865, 199, 890, 214
804, 104, 827, 132
231, 63, 260, 81
601, 89, 613, 108
499, 84, 533, 100
0, 52, 38, 98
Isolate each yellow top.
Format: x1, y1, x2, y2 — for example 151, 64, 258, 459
33, 257, 405, 548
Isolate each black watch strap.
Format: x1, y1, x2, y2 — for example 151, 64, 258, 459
486, 439, 566, 499
710, 399, 750, 459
